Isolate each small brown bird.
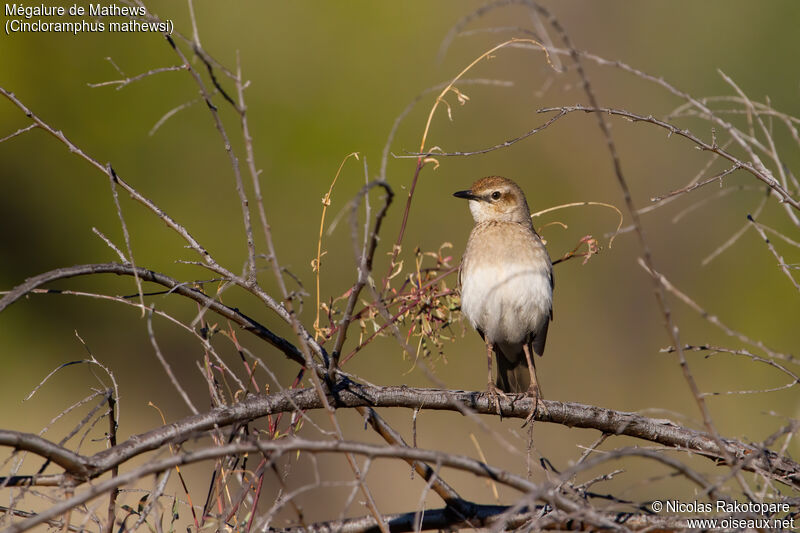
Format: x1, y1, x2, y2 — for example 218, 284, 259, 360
454, 176, 553, 414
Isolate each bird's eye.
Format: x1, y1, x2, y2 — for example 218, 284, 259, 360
491, 191, 501, 200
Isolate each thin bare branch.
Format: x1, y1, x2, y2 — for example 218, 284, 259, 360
538, 104, 799, 210
747, 214, 800, 292
0, 262, 306, 366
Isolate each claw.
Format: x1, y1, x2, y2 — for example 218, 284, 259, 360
521, 384, 542, 428
521, 344, 543, 427
486, 381, 508, 417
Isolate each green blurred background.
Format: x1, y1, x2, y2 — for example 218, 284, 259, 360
1, 0, 798, 526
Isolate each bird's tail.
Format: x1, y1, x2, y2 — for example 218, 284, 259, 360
494, 346, 531, 394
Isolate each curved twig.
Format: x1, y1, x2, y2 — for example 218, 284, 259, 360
0, 263, 305, 366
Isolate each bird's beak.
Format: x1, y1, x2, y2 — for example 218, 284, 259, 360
453, 190, 479, 201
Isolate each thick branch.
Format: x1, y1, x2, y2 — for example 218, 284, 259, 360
0, 431, 89, 479
2, 384, 796, 489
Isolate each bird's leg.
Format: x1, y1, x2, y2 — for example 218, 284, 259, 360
485, 341, 507, 416
522, 343, 542, 426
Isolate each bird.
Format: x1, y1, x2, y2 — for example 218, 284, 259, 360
453, 176, 553, 416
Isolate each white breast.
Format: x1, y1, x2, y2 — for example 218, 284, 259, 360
460, 259, 551, 345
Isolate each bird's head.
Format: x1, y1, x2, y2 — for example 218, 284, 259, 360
453, 176, 532, 225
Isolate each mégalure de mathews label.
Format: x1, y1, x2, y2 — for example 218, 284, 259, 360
5, 4, 147, 17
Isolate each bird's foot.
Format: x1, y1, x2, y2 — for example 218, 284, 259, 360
485, 382, 508, 416
521, 384, 542, 428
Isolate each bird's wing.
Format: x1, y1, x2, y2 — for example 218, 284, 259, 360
533, 261, 553, 355
549, 265, 554, 321
532, 316, 549, 356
